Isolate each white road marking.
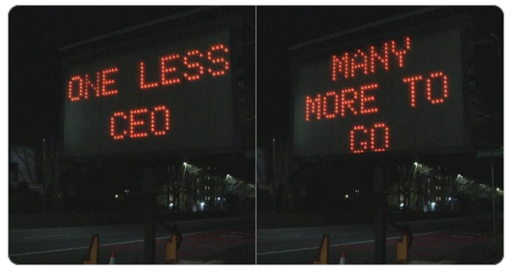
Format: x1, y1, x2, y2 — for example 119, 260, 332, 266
10, 246, 90, 257
25, 234, 72, 239
10, 225, 249, 257
257, 238, 394, 256
258, 234, 301, 239
257, 224, 490, 256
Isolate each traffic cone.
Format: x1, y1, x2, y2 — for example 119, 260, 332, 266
339, 251, 346, 264
109, 251, 116, 264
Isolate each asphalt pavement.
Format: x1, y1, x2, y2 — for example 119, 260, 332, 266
257, 218, 503, 264
9, 216, 255, 264
9, 216, 502, 264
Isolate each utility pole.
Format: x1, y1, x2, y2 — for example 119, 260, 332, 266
143, 165, 158, 264
491, 159, 496, 242
42, 138, 47, 213
373, 164, 387, 264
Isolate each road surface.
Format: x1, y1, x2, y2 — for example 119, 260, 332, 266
257, 218, 502, 264
10, 217, 255, 264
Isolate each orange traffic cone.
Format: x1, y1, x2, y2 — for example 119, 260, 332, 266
109, 251, 116, 264
339, 251, 346, 264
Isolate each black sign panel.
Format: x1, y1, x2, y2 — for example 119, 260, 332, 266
62, 23, 238, 159
292, 20, 468, 159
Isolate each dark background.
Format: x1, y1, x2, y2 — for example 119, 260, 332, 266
257, 6, 503, 213
258, 6, 425, 146
9, 6, 256, 180
10, 6, 197, 146
257, 6, 503, 149
7, 6, 504, 213
9, 7, 256, 217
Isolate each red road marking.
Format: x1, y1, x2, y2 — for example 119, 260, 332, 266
101, 226, 254, 263
334, 224, 500, 263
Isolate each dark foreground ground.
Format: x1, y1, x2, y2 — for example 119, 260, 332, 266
9, 217, 255, 264
257, 217, 503, 264
439, 234, 503, 264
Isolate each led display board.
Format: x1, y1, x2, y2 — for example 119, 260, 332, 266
61, 21, 239, 159
292, 19, 469, 159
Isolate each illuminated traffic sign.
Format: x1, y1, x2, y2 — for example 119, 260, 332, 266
61, 21, 239, 159
292, 19, 469, 159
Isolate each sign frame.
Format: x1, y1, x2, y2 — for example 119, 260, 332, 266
289, 13, 473, 162
59, 14, 243, 162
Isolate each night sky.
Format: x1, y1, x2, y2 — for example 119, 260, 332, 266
9, 6, 198, 146
257, 6, 503, 145
257, 6, 425, 147
9, 6, 436, 147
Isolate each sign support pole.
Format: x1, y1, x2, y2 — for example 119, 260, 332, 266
143, 165, 157, 264
373, 164, 387, 264
491, 159, 496, 242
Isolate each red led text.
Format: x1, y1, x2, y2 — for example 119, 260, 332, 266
68, 67, 119, 102
302, 31, 457, 155
403, 71, 449, 107
139, 44, 230, 90
67, 43, 230, 102
110, 105, 170, 140
305, 83, 380, 121
350, 123, 390, 153
332, 36, 411, 81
